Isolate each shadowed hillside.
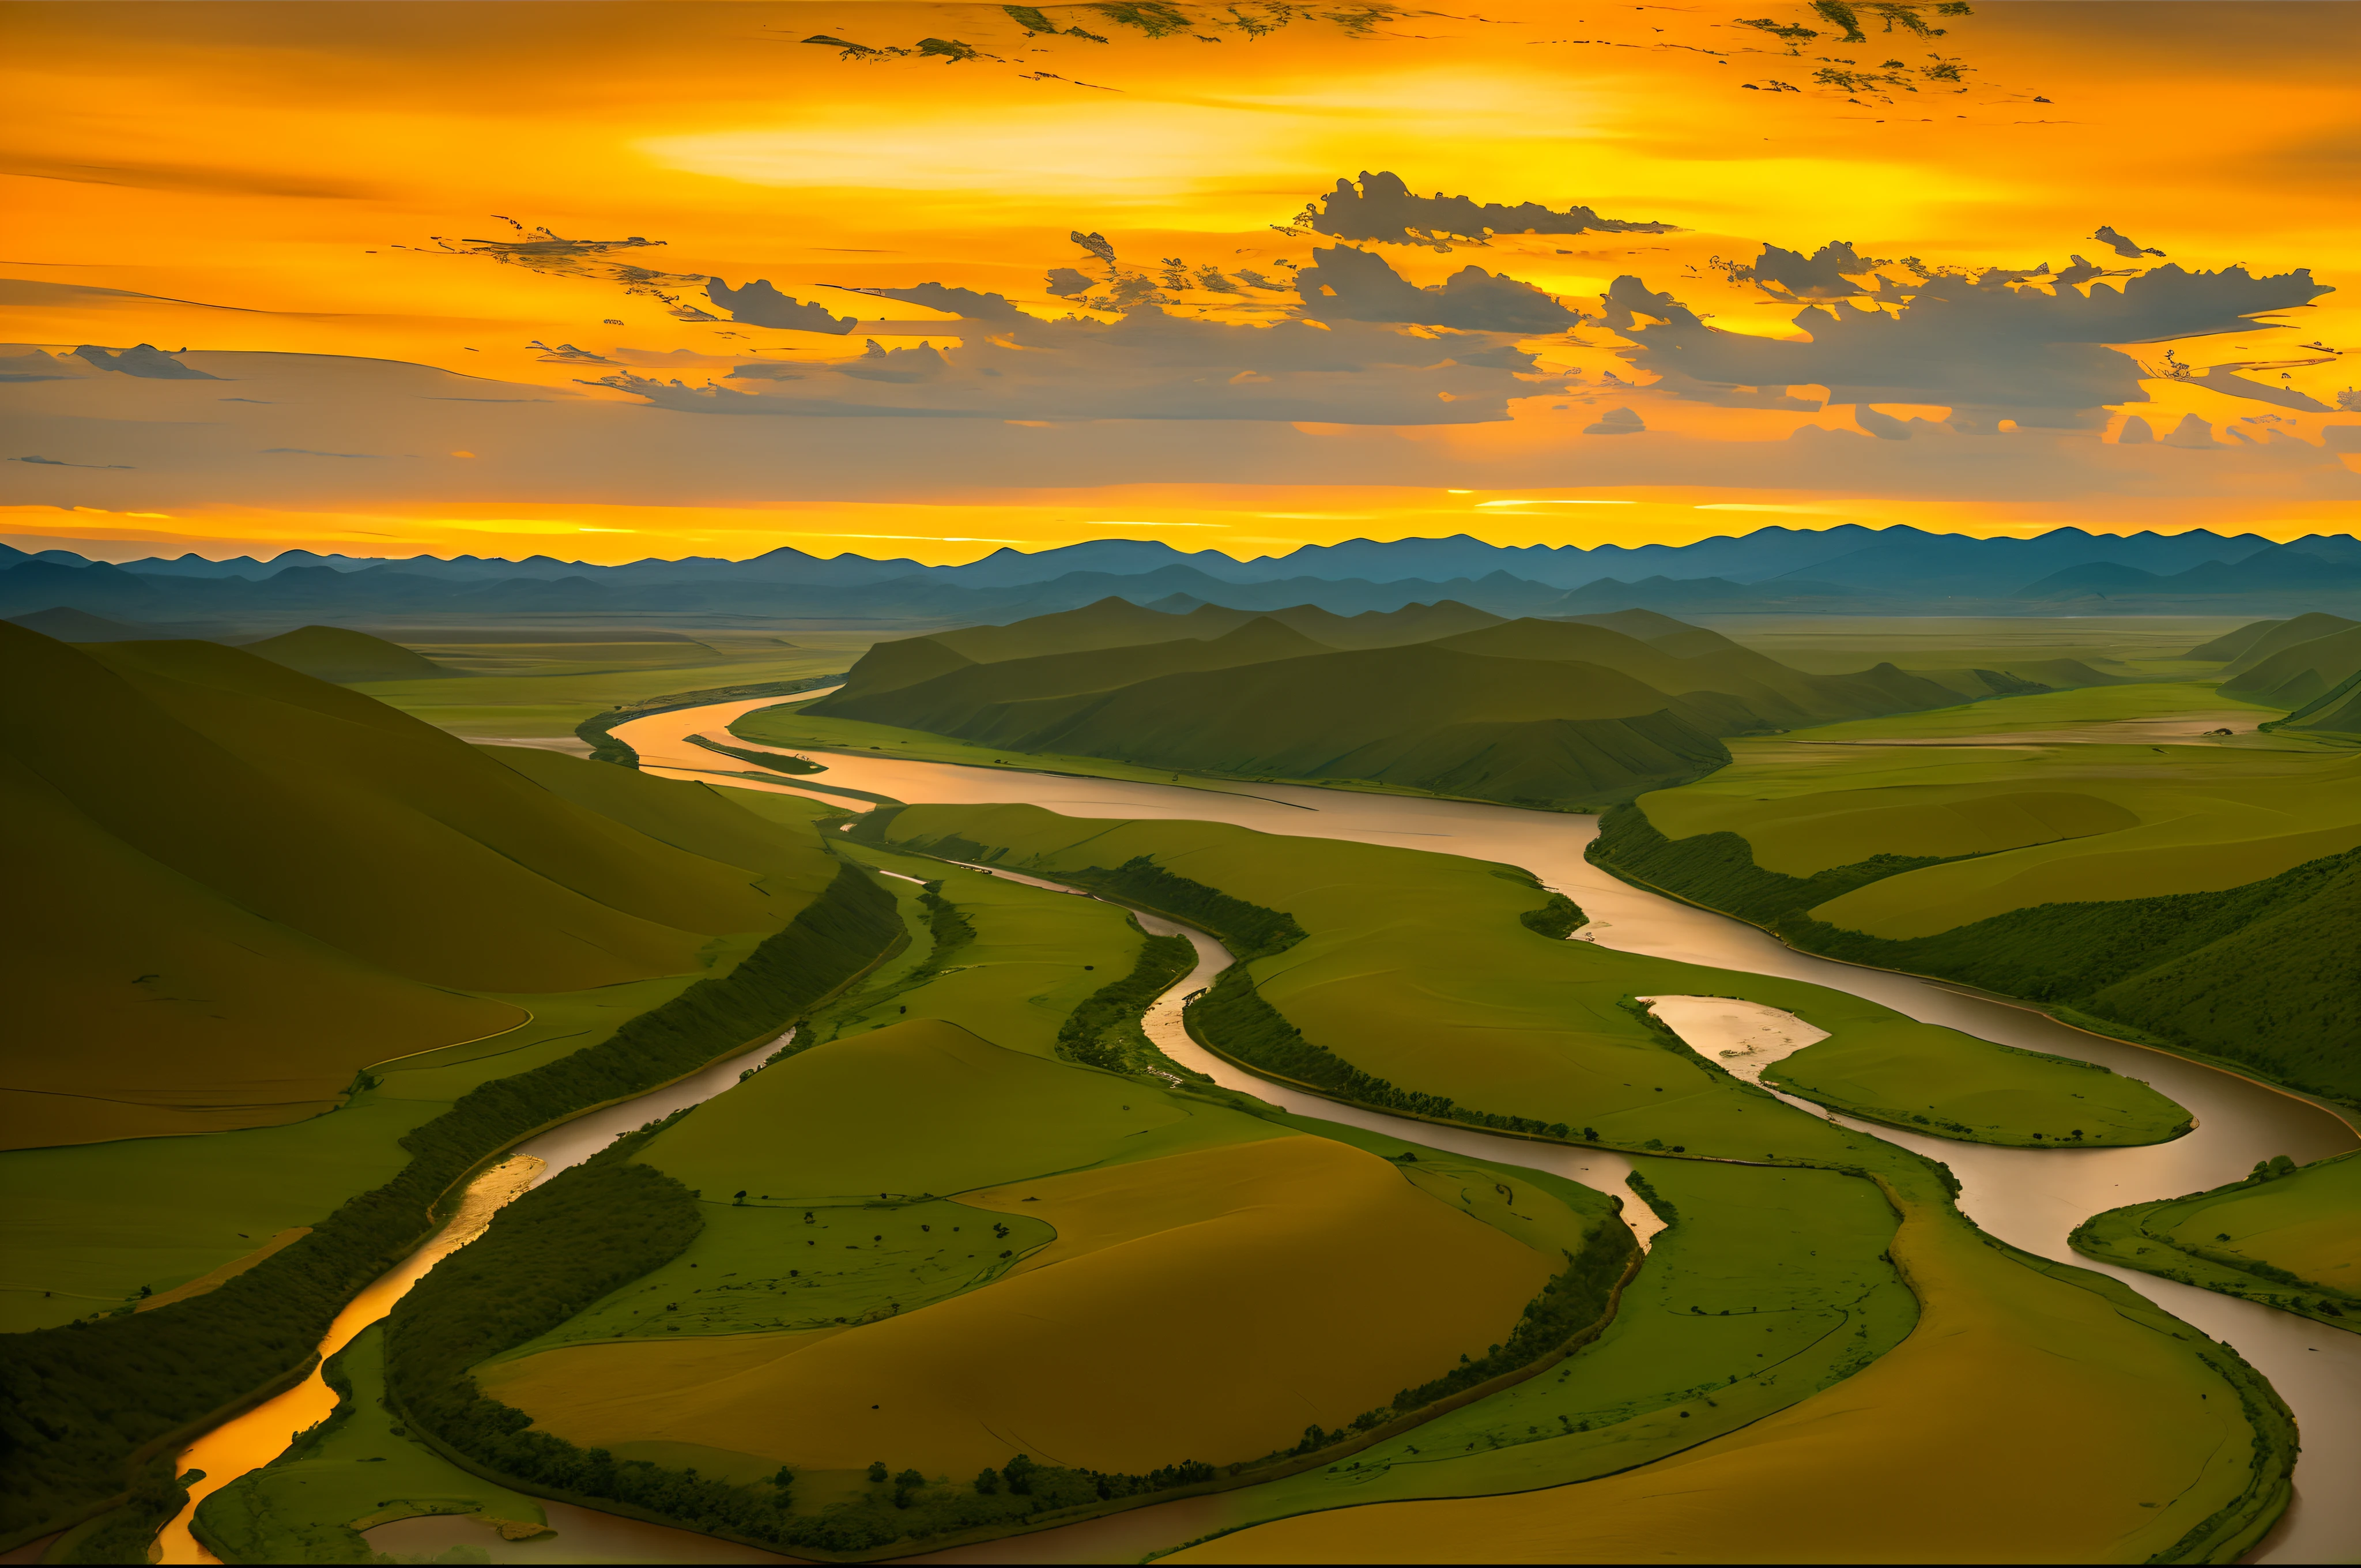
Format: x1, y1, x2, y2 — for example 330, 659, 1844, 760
810, 605, 1968, 808
2223, 624, 2361, 708
240, 624, 452, 683
0, 624, 843, 1146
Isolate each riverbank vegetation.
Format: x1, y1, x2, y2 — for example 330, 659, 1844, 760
2074, 1152, 2360, 1332
0, 634, 905, 1554
1590, 689, 2361, 1105
857, 802, 2190, 1154
851, 802, 2291, 1566
367, 855, 1631, 1558
748, 599, 2015, 812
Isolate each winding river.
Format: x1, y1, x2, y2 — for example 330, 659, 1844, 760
160, 700, 2360, 1564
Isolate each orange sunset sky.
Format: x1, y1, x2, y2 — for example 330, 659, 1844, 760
2, 0, 2355, 564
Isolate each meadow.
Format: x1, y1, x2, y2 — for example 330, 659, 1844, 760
2075, 1152, 2360, 1332
0, 629, 908, 1554
847, 802, 2290, 1563
1599, 676, 2361, 1102
361, 843, 1629, 1557
859, 803, 2192, 1152
355, 631, 873, 740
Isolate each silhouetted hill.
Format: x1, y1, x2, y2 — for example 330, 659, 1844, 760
4, 606, 180, 641
240, 624, 452, 683
2014, 562, 2161, 600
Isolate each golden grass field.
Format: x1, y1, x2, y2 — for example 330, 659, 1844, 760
485, 1115, 1554, 1479
1173, 1204, 2276, 1565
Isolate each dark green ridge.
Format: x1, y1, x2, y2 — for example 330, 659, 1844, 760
1590, 803, 2361, 1107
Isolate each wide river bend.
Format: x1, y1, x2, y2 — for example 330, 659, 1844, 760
159, 702, 2361, 1563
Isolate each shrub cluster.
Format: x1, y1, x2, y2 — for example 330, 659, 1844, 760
0, 862, 899, 1548
1386, 1228, 1634, 1415
1057, 932, 1200, 1076
1518, 893, 1587, 939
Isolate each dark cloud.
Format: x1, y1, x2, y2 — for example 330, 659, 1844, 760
2094, 225, 2166, 259
1293, 171, 1677, 248
1044, 268, 1096, 298
526, 341, 620, 364
823, 282, 1023, 321
1293, 246, 1578, 332
1611, 264, 2332, 422
587, 306, 1562, 423
1582, 407, 1646, 435
74, 344, 218, 380
1726, 241, 1886, 299
703, 279, 859, 333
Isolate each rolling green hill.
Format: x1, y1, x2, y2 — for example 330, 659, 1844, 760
0, 623, 851, 1147
2195, 612, 2359, 670
809, 605, 1985, 809
1593, 683, 2361, 1101
239, 624, 452, 683
2222, 624, 2361, 707
1427, 619, 1961, 730
843, 639, 1734, 808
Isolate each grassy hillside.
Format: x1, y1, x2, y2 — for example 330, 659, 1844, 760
2208, 610, 2359, 673
2223, 624, 2361, 707
2074, 1153, 2360, 1332
0, 629, 912, 1551
808, 605, 2004, 813
1594, 686, 2361, 1101
240, 625, 452, 683
1, 839, 901, 1553
1, 625, 861, 1150
814, 616, 1331, 730
1428, 619, 1960, 729
828, 640, 1732, 809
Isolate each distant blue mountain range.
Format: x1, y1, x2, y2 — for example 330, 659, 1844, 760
3, 525, 2358, 628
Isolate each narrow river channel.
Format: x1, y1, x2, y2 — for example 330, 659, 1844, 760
160, 702, 2358, 1565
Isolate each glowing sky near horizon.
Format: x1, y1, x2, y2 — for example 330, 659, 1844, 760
1, 0, 2355, 564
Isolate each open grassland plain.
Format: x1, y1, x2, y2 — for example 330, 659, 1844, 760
855, 802, 2191, 1152
1161, 1158, 1917, 1537
1694, 613, 2262, 680
848, 803, 2290, 1564
1594, 680, 2361, 1104
365, 856, 1633, 1558
0, 627, 906, 1557
354, 631, 873, 741
2076, 1152, 2361, 1334
1170, 1200, 2284, 1565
